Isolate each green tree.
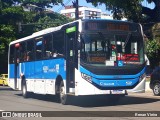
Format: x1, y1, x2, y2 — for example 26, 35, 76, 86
20, 0, 63, 9
0, 0, 72, 73
34, 13, 72, 31
0, 25, 15, 54
0, 5, 24, 73
0, 24, 16, 73
1, 6, 25, 24
0, 0, 21, 9
87, 0, 160, 22
146, 39, 160, 68
87, 0, 143, 22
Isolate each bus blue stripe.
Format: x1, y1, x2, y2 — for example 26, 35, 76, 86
9, 58, 66, 80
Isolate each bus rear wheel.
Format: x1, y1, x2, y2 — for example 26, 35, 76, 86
59, 81, 68, 105
22, 80, 29, 98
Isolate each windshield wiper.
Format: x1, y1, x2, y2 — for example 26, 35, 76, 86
123, 33, 132, 48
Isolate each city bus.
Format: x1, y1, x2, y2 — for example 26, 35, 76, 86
8, 19, 146, 104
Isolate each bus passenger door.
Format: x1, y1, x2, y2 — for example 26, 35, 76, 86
14, 43, 20, 89
66, 25, 78, 93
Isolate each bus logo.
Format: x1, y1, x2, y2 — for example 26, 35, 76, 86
100, 82, 114, 86
43, 66, 48, 73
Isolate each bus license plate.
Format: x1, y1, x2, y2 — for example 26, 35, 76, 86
111, 90, 125, 94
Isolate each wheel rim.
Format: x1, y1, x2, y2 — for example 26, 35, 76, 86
3, 81, 5, 86
154, 84, 160, 95
60, 85, 65, 101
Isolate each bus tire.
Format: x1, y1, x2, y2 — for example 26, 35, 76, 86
22, 80, 28, 98
153, 82, 160, 96
59, 81, 68, 105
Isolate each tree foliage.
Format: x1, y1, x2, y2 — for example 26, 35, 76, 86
146, 39, 160, 67
0, 25, 15, 54
20, 0, 63, 8
88, 0, 143, 22
1, 7, 25, 24
34, 12, 72, 31
0, 0, 72, 73
146, 39, 160, 58
88, 0, 160, 22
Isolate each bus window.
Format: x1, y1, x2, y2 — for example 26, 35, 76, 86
44, 34, 52, 59
116, 35, 142, 63
19, 42, 27, 62
26, 40, 34, 61
52, 31, 64, 57
36, 39, 43, 60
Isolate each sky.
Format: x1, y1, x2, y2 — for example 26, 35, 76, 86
52, 0, 109, 14
52, 0, 155, 14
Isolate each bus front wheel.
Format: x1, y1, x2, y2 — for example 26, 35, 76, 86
59, 81, 68, 105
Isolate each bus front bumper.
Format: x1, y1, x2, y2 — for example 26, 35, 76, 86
126, 77, 146, 93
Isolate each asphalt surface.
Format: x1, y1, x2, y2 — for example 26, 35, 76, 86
0, 85, 160, 120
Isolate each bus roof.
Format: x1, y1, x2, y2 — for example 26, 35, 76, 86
82, 19, 138, 24
9, 19, 139, 45
10, 19, 81, 45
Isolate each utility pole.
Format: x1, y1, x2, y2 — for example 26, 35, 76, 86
73, 0, 79, 20
17, 22, 22, 33
75, 0, 79, 20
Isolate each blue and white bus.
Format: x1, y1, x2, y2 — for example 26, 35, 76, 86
8, 19, 146, 104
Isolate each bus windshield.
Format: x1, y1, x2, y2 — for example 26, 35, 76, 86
80, 32, 145, 67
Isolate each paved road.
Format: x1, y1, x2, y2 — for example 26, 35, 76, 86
0, 86, 160, 120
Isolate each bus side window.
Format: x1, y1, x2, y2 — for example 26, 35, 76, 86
20, 42, 27, 62
36, 40, 43, 60
44, 34, 52, 59
27, 40, 34, 61
52, 31, 65, 57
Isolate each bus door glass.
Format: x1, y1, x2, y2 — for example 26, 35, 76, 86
66, 25, 78, 93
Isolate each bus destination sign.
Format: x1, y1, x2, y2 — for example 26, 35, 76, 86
84, 21, 138, 31
107, 23, 129, 31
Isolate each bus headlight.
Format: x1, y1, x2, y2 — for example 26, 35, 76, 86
81, 73, 92, 83
139, 73, 146, 82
